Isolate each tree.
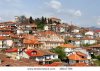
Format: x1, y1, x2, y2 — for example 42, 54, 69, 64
50, 46, 66, 60
96, 55, 100, 60
17, 15, 27, 23
34, 17, 45, 30
29, 16, 34, 23
41, 16, 45, 23
48, 18, 53, 24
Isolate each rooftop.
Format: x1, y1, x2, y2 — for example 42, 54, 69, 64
60, 44, 77, 48
68, 53, 87, 60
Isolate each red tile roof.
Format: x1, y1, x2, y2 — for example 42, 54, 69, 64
25, 49, 56, 57
25, 49, 44, 57
95, 30, 100, 32
5, 48, 18, 53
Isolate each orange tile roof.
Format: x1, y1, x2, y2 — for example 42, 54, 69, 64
76, 51, 87, 57
0, 36, 7, 40
70, 62, 89, 66
40, 30, 56, 35
39, 31, 63, 39
68, 53, 87, 60
23, 39, 40, 44
60, 44, 77, 48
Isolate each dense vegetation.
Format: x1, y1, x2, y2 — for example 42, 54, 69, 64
50, 46, 66, 60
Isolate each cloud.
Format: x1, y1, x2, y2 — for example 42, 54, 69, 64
67, 10, 82, 18
46, 0, 62, 10
74, 10, 82, 17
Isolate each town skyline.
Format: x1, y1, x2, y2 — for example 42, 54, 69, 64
0, 0, 100, 28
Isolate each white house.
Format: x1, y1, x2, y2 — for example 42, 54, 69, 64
44, 25, 49, 31
85, 31, 94, 36
0, 36, 13, 48
81, 37, 97, 45
16, 27, 24, 35
20, 49, 58, 65
72, 29, 80, 33
74, 48, 91, 60
85, 31, 94, 38
60, 44, 77, 55
67, 52, 90, 65
69, 37, 97, 47
95, 30, 100, 37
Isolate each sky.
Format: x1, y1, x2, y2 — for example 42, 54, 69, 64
0, 0, 100, 27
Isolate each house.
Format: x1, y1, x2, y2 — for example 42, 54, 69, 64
23, 34, 42, 49
60, 43, 77, 55
74, 48, 91, 60
44, 23, 68, 33
66, 37, 81, 47
5, 48, 19, 60
50, 17, 61, 23
67, 52, 90, 65
67, 37, 97, 47
88, 44, 100, 56
20, 49, 58, 65
85, 30, 94, 38
16, 22, 37, 34
56, 24, 66, 33
38, 30, 64, 49
0, 36, 13, 48
81, 37, 97, 45
10, 34, 24, 47
44, 25, 49, 31
95, 30, 100, 37
72, 28, 80, 33
72, 33, 83, 38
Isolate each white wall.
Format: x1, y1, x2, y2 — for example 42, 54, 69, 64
82, 40, 96, 44
85, 31, 94, 36
44, 25, 49, 30
20, 52, 30, 59
35, 57, 45, 61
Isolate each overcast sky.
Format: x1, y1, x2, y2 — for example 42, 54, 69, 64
0, 0, 100, 27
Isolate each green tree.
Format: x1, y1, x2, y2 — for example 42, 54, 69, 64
29, 16, 34, 23
96, 55, 100, 60
34, 17, 46, 30
51, 46, 66, 60
19, 15, 27, 23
